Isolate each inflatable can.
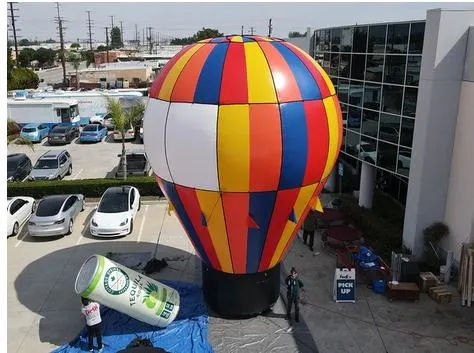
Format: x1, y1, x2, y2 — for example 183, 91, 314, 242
75, 254, 180, 327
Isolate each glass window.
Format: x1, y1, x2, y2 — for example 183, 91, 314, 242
386, 23, 409, 54
340, 103, 348, 122
403, 87, 418, 117
406, 56, 421, 86
323, 53, 330, 72
363, 83, 382, 110
341, 27, 353, 52
323, 29, 330, 51
331, 76, 339, 94
377, 141, 397, 171
361, 109, 379, 138
348, 106, 362, 131
368, 25, 387, 53
366, 55, 384, 82
339, 54, 351, 78
409, 22, 425, 54
399, 177, 408, 204
400, 118, 415, 147
353, 26, 368, 53
337, 79, 349, 103
359, 135, 378, 165
345, 130, 361, 157
384, 55, 406, 85
314, 52, 324, 66
382, 85, 403, 115
331, 28, 341, 51
36, 197, 65, 217
349, 80, 363, 106
330, 53, 340, 76
351, 54, 365, 80
379, 113, 400, 144
397, 147, 411, 177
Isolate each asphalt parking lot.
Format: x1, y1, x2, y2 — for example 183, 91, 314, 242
7, 133, 145, 181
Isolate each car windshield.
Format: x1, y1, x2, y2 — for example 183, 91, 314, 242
36, 198, 64, 217
52, 127, 67, 133
98, 191, 129, 213
34, 159, 58, 169
83, 125, 98, 132
7, 160, 17, 172
22, 128, 37, 133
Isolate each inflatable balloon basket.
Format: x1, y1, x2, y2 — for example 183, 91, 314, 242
75, 254, 180, 327
202, 262, 281, 318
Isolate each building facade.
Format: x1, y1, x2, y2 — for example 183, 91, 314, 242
313, 9, 474, 261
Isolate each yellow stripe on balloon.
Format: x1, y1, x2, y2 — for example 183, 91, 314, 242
230, 36, 243, 43
269, 183, 318, 267
195, 190, 233, 273
217, 105, 250, 192
243, 42, 278, 103
312, 197, 323, 212
322, 97, 339, 179
158, 44, 204, 101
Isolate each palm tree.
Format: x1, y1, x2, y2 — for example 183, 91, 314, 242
68, 54, 82, 90
106, 97, 145, 180
7, 119, 34, 150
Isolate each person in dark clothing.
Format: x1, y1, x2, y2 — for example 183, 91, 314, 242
286, 267, 304, 323
302, 209, 318, 251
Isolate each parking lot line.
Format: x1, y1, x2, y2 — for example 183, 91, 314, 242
72, 169, 84, 180
14, 225, 28, 248
75, 233, 84, 245
137, 205, 149, 243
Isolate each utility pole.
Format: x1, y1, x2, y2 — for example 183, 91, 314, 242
110, 15, 114, 29
241, 25, 244, 36
86, 10, 94, 51
55, 2, 67, 87
105, 27, 110, 63
147, 26, 153, 55
268, 18, 272, 37
250, 27, 254, 35
142, 28, 145, 49
135, 24, 139, 46
8, 2, 20, 67
120, 21, 123, 45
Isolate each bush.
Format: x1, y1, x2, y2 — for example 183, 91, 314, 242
7, 177, 164, 199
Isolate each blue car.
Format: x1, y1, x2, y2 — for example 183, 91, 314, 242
79, 124, 108, 143
20, 123, 50, 142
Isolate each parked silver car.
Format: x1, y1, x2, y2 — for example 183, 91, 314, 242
28, 194, 84, 237
29, 150, 72, 181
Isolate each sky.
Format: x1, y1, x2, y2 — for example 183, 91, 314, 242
7, 2, 474, 43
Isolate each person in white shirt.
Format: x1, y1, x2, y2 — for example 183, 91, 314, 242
81, 297, 103, 352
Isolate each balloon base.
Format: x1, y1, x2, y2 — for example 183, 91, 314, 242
202, 262, 280, 318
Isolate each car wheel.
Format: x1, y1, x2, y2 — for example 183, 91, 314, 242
11, 222, 19, 237
81, 200, 85, 212
67, 219, 73, 235
67, 164, 72, 176
57, 175, 62, 181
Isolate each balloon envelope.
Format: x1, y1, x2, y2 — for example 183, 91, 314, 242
144, 35, 343, 274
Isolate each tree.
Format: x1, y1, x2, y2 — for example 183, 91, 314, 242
111, 26, 123, 49
7, 47, 14, 80
68, 53, 82, 89
18, 48, 36, 67
8, 68, 39, 90
96, 45, 110, 52
170, 28, 223, 45
35, 47, 56, 68
70, 42, 81, 49
106, 98, 145, 180
289, 31, 306, 38
44, 38, 56, 43
7, 119, 34, 150
19, 38, 31, 46
81, 50, 95, 67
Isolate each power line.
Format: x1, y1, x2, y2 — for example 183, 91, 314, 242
8, 2, 20, 67
55, 2, 67, 87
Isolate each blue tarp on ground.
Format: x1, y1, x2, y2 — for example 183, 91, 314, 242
52, 281, 214, 353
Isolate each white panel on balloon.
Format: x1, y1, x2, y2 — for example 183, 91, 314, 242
143, 98, 172, 181
166, 102, 219, 191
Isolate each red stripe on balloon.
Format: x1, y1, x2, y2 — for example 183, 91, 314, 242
149, 45, 194, 99
219, 42, 248, 104
258, 188, 300, 271
222, 193, 249, 274
175, 185, 222, 271
302, 100, 330, 185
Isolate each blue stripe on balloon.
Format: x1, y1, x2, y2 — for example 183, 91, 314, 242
194, 43, 229, 104
160, 180, 211, 265
279, 102, 308, 189
246, 191, 277, 273
270, 42, 321, 100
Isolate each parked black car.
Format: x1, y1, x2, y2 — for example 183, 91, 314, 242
115, 150, 151, 178
48, 125, 79, 145
7, 153, 32, 182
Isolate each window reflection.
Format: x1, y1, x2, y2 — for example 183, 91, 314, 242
323, 53, 330, 72
363, 83, 382, 110
386, 23, 409, 54
368, 25, 387, 53
403, 87, 417, 117
400, 118, 414, 147
331, 28, 341, 51
382, 85, 403, 115
345, 130, 361, 158
409, 22, 425, 54
361, 109, 379, 138
348, 106, 362, 131
349, 81, 363, 105
384, 55, 406, 85
339, 54, 351, 77
397, 147, 411, 177
338, 79, 349, 103
351, 54, 366, 80
330, 53, 340, 76
379, 113, 400, 144
353, 26, 368, 53
406, 56, 421, 86
341, 27, 353, 52
366, 55, 384, 82
377, 141, 397, 171
359, 135, 378, 165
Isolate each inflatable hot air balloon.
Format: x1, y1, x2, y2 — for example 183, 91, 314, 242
144, 35, 342, 316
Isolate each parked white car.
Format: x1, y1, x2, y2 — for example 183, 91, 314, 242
113, 124, 135, 141
89, 186, 141, 237
7, 196, 36, 237
356, 141, 377, 164
89, 114, 105, 125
